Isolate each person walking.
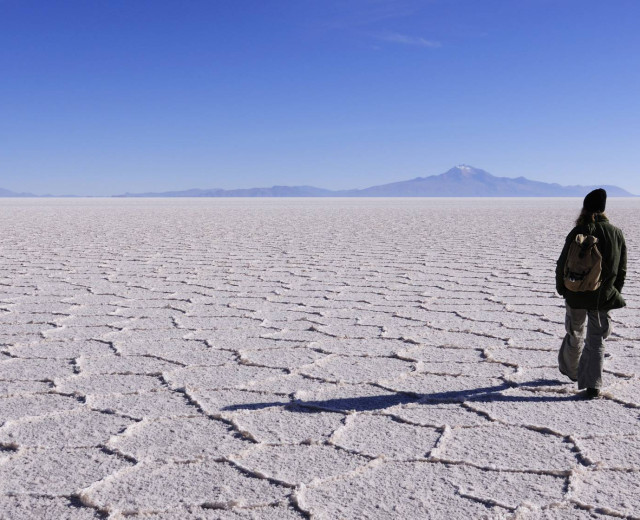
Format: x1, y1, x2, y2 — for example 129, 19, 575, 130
556, 188, 627, 399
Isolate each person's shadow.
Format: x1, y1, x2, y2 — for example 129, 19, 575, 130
222, 378, 579, 414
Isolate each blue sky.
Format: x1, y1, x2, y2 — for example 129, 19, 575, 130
1, 0, 639, 195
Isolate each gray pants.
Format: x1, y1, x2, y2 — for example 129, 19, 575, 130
558, 303, 611, 389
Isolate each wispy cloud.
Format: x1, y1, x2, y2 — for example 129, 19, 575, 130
313, 1, 442, 50
323, 0, 424, 30
378, 32, 441, 48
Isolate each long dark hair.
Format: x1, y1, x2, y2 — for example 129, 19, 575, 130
575, 209, 607, 226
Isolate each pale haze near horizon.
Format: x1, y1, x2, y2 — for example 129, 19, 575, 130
1, 0, 639, 196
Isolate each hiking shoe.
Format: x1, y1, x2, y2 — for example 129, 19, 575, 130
583, 388, 600, 399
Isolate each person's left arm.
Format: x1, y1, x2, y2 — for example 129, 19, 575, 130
614, 231, 627, 293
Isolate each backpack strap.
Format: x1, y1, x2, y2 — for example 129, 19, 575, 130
590, 220, 605, 324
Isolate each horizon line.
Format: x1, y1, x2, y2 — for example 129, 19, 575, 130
2, 165, 636, 197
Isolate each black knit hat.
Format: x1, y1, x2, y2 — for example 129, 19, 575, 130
583, 188, 607, 213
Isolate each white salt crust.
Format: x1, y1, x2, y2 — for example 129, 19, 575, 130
0, 197, 638, 518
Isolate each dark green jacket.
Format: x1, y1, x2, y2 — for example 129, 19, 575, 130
556, 215, 627, 311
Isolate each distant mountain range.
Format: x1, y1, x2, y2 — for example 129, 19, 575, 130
113, 165, 636, 197
0, 187, 38, 197
2, 166, 636, 197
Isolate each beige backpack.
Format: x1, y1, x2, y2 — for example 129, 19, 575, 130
563, 234, 602, 292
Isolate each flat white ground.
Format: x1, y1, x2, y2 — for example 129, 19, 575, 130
0, 198, 638, 520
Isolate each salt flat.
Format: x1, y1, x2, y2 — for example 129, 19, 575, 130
0, 197, 638, 520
